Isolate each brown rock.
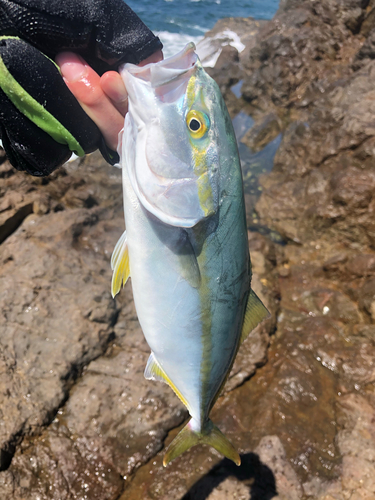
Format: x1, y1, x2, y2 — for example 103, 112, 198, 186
0, 207, 122, 467
241, 113, 281, 152
255, 436, 302, 500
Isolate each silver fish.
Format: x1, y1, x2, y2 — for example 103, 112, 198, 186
111, 43, 269, 466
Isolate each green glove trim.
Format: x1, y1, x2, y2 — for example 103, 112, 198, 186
0, 37, 85, 157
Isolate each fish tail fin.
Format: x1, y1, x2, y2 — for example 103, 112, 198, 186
163, 418, 241, 467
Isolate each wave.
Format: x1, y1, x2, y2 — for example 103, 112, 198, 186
156, 31, 204, 58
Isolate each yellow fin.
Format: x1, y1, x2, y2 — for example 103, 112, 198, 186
240, 289, 270, 344
111, 230, 126, 270
144, 353, 188, 409
111, 230, 130, 298
163, 418, 241, 467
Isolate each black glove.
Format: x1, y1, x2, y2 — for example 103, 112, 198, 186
0, 0, 163, 176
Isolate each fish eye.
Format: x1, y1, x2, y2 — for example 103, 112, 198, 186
186, 110, 209, 139
189, 118, 201, 132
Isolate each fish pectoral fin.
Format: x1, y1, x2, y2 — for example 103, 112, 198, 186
240, 289, 270, 344
179, 251, 201, 289
163, 418, 241, 467
111, 230, 130, 298
144, 352, 189, 409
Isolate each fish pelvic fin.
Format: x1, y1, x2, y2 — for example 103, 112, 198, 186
240, 289, 270, 344
144, 352, 189, 409
111, 230, 130, 298
163, 418, 241, 467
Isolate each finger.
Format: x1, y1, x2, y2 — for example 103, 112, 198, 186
101, 49, 164, 116
55, 52, 123, 151
100, 72, 128, 116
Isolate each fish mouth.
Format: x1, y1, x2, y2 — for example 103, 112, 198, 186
120, 43, 198, 88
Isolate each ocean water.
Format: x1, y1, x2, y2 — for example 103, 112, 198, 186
127, 0, 279, 57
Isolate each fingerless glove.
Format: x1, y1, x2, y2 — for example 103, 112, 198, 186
0, 0, 162, 175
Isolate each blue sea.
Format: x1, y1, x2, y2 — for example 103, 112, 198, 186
126, 0, 279, 57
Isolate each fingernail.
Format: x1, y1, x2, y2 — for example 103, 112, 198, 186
56, 53, 88, 82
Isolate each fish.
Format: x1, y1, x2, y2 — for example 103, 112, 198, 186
111, 43, 269, 467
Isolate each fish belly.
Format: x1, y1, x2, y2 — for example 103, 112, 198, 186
122, 168, 206, 421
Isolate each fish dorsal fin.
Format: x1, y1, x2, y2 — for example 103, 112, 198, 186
145, 352, 189, 409
111, 230, 130, 298
240, 289, 270, 344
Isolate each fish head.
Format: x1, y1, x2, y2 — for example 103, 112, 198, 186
120, 43, 233, 228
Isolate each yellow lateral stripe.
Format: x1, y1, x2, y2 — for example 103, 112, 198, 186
197, 172, 215, 216
191, 139, 214, 217
185, 75, 197, 110
186, 72, 215, 218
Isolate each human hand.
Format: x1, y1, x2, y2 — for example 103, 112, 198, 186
56, 50, 164, 151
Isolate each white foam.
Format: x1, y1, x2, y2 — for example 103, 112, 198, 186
156, 31, 204, 59
196, 29, 246, 67
221, 29, 246, 53
158, 28, 246, 67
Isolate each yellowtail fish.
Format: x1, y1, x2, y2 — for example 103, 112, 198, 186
111, 43, 269, 466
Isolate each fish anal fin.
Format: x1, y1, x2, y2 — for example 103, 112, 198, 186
163, 418, 241, 467
144, 352, 166, 383
111, 230, 130, 298
144, 353, 188, 409
240, 289, 270, 344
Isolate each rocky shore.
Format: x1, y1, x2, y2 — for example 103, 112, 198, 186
2, 0, 375, 498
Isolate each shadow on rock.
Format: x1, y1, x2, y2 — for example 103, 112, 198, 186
181, 453, 277, 500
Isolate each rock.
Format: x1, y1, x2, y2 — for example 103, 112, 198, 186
241, 113, 281, 152
206, 477, 250, 500
359, 277, 375, 317
323, 253, 349, 278
353, 28, 375, 69
252, 57, 375, 247
346, 254, 375, 277
336, 393, 375, 497
0, 206, 122, 468
0, 152, 123, 484
0, 202, 33, 244
255, 436, 303, 500
241, 0, 355, 109
360, 1, 375, 37
205, 45, 242, 96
